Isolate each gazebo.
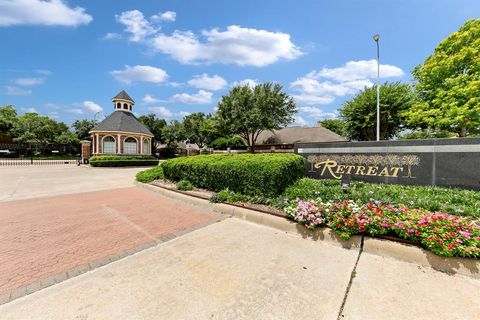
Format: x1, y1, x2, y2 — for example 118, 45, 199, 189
89, 91, 154, 155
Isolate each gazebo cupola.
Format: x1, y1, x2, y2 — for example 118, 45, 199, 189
113, 90, 134, 112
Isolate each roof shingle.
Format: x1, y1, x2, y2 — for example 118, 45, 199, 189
112, 90, 134, 103
90, 111, 152, 136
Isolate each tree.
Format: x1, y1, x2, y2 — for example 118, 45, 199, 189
318, 119, 347, 136
199, 117, 223, 147
216, 82, 296, 152
182, 112, 207, 147
340, 82, 416, 141
161, 120, 185, 147
12, 113, 72, 152
138, 114, 167, 143
404, 19, 480, 137
72, 119, 97, 141
0, 105, 18, 137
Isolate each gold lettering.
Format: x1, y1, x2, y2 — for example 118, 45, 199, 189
316, 160, 342, 179
390, 167, 404, 177
366, 166, 378, 176
335, 165, 345, 174
355, 166, 366, 175
378, 167, 390, 177
345, 165, 355, 174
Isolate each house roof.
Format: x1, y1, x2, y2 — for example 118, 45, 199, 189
90, 110, 153, 136
256, 126, 346, 145
112, 90, 134, 103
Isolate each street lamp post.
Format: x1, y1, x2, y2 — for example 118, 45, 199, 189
373, 34, 380, 141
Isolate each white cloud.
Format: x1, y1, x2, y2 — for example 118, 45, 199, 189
292, 116, 307, 126
298, 106, 338, 121
232, 78, 258, 88
187, 74, 227, 91
179, 111, 191, 117
14, 77, 44, 86
81, 101, 103, 113
21, 107, 37, 113
316, 59, 404, 82
103, 32, 122, 40
35, 69, 52, 75
171, 90, 213, 104
151, 25, 302, 66
142, 94, 160, 104
3, 86, 32, 96
110, 65, 168, 84
115, 10, 158, 42
148, 106, 173, 118
0, 0, 92, 27
290, 59, 403, 106
151, 11, 176, 22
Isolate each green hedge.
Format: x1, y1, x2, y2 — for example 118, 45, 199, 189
90, 155, 159, 167
136, 166, 164, 183
161, 154, 305, 197
283, 178, 480, 218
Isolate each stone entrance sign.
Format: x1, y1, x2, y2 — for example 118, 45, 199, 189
295, 138, 480, 190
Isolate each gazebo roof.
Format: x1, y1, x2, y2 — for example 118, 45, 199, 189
90, 110, 152, 136
112, 90, 134, 103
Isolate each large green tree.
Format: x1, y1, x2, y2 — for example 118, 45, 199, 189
199, 117, 223, 147
216, 82, 296, 152
404, 19, 480, 137
12, 113, 72, 152
138, 113, 167, 143
0, 105, 18, 137
72, 119, 97, 141
182, 112, 207, 147
318, 119, 347, 137
340, 82, 416, 141
161, 120, 185, 147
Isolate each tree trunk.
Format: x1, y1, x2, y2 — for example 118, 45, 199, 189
459, 127, 467, 137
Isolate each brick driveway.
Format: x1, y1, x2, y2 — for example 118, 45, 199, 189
0, 186, 219, 303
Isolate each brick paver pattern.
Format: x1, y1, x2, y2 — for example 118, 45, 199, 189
0, 187, 216, 297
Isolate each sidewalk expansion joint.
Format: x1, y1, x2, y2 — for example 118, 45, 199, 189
337, 235, 364, 320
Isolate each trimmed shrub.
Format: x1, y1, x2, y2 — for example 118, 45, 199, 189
136, 166, 164, 183
283, 178, 480, 218
176, 180, 193, 191
90, 155, 159, 167
162, 153, 305, 197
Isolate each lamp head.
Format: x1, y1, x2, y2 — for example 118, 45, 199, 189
373, 34, 380, 42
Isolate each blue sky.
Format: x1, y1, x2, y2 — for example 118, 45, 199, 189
1, 0, 478, 126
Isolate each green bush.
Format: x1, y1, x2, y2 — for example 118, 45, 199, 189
136, 166, 164, 183
283, 178, 480, 218
162, 153, 305, 197
90, 155, 159, 167
176, 180, 193, 191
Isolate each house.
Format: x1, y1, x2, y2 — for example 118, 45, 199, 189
254, 125, 346, 151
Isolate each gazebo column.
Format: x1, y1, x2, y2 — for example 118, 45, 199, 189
96, 134, 100, 154
140, 136, 143, 154
117, 134, 121, 154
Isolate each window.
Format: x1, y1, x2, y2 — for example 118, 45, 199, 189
123, 103, 128, 110
143, 139, 149, 154
124, 137, 137, 154
103, 136, 116, 154
116, 103, 121, 109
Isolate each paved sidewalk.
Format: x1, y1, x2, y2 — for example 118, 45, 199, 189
0, 187, 219, 303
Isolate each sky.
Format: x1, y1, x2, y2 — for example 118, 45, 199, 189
0, 0, 479, 126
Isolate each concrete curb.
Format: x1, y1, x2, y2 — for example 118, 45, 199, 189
137, 181, 480, 280
0, 216, 224, 306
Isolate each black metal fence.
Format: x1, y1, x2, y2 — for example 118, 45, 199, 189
0, 158, 77, 166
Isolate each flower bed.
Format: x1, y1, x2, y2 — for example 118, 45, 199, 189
284, 199, 480, 258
